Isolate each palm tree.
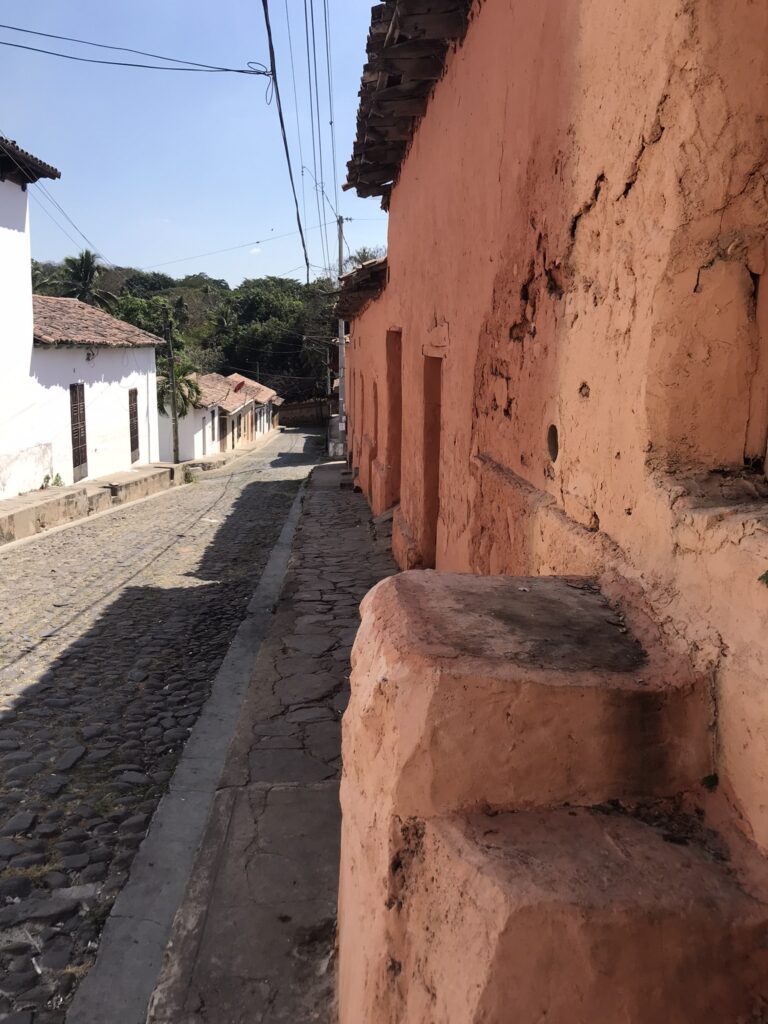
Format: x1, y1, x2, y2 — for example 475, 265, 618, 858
59, 250, 117, 311
156, 354, 202, 418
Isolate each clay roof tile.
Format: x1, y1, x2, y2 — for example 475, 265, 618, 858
33, 296, 160, 349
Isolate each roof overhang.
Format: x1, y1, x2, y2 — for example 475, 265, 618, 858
344, 0, 472, 207
335, 257, 389, 318
0, 136, 61, 187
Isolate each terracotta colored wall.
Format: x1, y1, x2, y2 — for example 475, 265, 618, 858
347, 0, 768, 847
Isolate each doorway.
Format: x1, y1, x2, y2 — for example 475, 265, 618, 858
128, 388, 139, 463
70, 382, 87, 482
422, 356, 442, 567
385, 330, 403, 507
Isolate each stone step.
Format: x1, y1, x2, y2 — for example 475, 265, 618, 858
345, 571, 709, 819
346, 807, 768, 1024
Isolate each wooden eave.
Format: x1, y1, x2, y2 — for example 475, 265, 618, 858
0, 137, 61, 187
345, 0, 472, 206
335, 258, 389, 319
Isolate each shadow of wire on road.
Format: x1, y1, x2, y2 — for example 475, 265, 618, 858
0, 429, 326, 1021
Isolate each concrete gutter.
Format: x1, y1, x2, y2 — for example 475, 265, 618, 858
66, 480, 307, 1024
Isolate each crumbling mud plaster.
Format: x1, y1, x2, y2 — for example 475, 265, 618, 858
338, 573, 768, 1024
346, 0, 768, 848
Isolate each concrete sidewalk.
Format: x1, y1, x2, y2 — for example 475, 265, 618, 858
146, 462, 394, 1023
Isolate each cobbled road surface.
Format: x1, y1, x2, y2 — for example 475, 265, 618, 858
0, 428, 322, 1023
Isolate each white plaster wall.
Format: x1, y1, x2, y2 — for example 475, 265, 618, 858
0, 177, 42, 497
0, 177, 161, 498
0, 345, 159, 496
158, 405, 221, 462
0, 179, 33, 385
157, 399, 273, 464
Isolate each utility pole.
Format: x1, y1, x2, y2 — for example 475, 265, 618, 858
164, 312, 180, 465
337, 215, 346, 452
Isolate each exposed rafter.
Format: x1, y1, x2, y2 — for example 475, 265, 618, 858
344, 0, 472, 207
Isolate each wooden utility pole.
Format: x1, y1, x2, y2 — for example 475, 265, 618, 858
164, 313, 180, 464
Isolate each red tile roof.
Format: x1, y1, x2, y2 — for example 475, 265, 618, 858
195, 373, 251, 414
33, 296, 161, 349
227, 372, 280, 406
0, 136, 61, 185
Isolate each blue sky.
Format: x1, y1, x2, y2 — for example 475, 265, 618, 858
0, 1, 387, 285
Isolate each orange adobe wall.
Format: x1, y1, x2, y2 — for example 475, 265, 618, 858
346, 0, 768, 849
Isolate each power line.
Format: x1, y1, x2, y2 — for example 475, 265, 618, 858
0, 21, 266, 72
227, 363, 327, 381
0, 36, 267, 74
301, 0, 326, 277
321, 0, 340, 219
29, 192, 82, 251
0, 132, 113, 265
36, 182, 115, 266
141, 220, 335, 270
307, 0, 333, 279
283, 0, 307, 234
260, 0, 310, 283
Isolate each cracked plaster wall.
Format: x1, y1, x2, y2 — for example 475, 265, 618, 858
347, 0, 768, 847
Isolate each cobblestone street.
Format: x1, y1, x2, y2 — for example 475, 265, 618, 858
0, 429, 322, 1023
147, 462, 395, 1024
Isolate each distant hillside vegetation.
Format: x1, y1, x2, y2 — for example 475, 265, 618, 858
32, 256, 338, 402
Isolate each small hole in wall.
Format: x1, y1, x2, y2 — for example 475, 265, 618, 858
547, 424, 559, 462
579, 382, 590, 398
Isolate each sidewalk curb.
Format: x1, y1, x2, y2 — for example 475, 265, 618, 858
66, 477, 309, 1024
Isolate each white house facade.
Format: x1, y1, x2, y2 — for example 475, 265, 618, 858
0, 137, 160, 499
159, 371, 281, 462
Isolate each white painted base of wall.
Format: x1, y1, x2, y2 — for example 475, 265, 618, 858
0, 346, 159, 499
158, 402, 274, 462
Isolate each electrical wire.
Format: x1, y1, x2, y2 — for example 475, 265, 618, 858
141, 220, 335, 270
28, 192, 82, 251
0, 132, 114, 265
0, 131, 114, 264
0, 36, 267, 74
0, 21, 266, 72
302, 0, 328, 278
308, 0, 331, 278
283, 0, 307, 235
226, 364, 328, 381
260, 0, 310, 283
321, 0, 340, 220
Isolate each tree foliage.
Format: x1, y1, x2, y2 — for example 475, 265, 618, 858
59, 250, 117, 311
343, 244, 386, 273
31, 251, 341, 401
156, 353, 202, 418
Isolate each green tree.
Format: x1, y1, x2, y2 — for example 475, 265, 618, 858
156, 353, 202, 418
199, 275, 335, 400
59, 250, 117, 311
115, 295, 169, 337
343, 245, 386, 273
120, 270, 175, 298
31, 260, 58, 295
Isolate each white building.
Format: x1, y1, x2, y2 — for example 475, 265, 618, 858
0, 136, 160, 499
158, 371, 281, 462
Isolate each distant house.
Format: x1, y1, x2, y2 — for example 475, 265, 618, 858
158, 371, 281, 462
0, 137, 160, 498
